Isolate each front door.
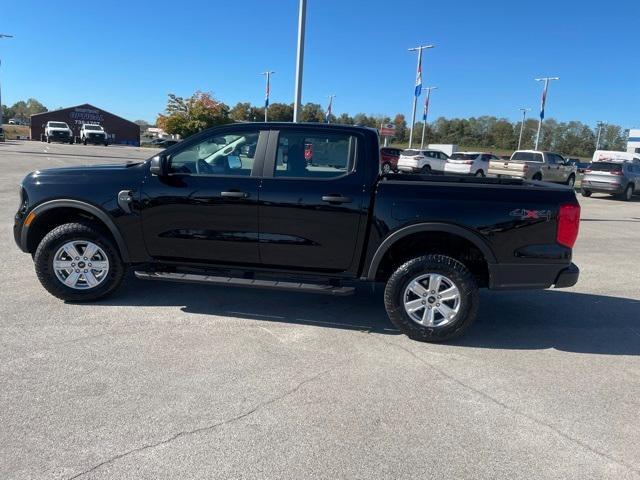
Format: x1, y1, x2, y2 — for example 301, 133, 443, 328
257, 128, 368, 274
140, 127, 267, 265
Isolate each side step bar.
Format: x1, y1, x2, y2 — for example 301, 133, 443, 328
134, 271, 355, 296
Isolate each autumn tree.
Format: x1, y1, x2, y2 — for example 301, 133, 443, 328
157, 91, 231, 138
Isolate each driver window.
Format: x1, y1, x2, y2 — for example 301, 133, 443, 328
169, 130, 260, 176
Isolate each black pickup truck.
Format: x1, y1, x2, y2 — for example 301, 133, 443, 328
14, 123, 580, 342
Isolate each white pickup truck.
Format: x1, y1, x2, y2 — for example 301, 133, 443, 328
43, 121, 74, 144
489, 150, 577, 187
79, 124, 109, 146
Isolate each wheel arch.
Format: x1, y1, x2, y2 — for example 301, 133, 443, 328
365, 223, 496, 282
22, 199, 130, 262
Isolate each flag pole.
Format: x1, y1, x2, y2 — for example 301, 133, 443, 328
420, 87, 437, 150
407, 44, 433, 149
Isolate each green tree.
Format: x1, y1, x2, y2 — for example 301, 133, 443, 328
266, 103, 294, 121
156, 91, 231, 138
337, 112, 354, 125
229, 102, 253, 121
300, 103, 325, 123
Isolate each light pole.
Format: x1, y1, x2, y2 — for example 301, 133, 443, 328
534, 76, 559, 150
595, 121, 606, 150
517, 107, 531, 150
325, 94, 335, 123
261, 71, 275, 122
407, 44, 434, 149
420, 87, 437, 150
292, 0, 307, 122
0, 34, 14, 127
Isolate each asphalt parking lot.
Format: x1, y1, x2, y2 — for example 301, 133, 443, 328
1, 140, 639, 480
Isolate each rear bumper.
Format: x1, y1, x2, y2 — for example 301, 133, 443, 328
489, 262, 579, 290
581, 181, 624, 193
444, 164, 473, 175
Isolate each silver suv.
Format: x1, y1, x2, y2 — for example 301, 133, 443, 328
581, 162, 640, 201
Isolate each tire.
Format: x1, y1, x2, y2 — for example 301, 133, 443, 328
566, 175, 575, 188
621, 184, 634, 201
381, 162, 392, 174
104, 142, 108, 147
384, 255, 479, 342
581, 190, 592, 197
47, 136, 51, 143
475, 170, 485, 177
420, 165, 432, 174
532, 173, 542, 181
83, 138, 87, 145
34, 222, 125, 302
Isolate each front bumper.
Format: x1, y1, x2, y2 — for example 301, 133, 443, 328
489, 262, 579, 290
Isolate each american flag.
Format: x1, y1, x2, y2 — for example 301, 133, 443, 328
325, 96, 333, 123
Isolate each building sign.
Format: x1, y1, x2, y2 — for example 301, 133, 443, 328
380, 123, 396, 137
69, 107, 105, 126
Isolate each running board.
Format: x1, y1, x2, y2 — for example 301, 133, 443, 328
134, 271, 355, 296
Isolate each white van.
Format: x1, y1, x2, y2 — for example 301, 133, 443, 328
592, 150, 640, 164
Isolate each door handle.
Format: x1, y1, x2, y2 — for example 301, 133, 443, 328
322, 195, 352, 204
221, 191, 249, 198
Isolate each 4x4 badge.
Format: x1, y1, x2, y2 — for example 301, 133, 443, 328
509, 208, 551, 220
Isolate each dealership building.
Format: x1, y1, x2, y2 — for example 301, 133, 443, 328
627, 128, 640, 154
31, 104, 140, 145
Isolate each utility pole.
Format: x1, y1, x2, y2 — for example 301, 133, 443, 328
534, 76, 559, 150
292, 0, 307, 122
420, 86, 437, 150
0, 34, 14, 127
517, 107, 531, 150
407, 44, 434, 149
261, 71, 275, 122
325, 94, 335, 123
595, 121, 606, 150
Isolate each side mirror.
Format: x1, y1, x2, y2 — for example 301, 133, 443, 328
150, 154, 169, 176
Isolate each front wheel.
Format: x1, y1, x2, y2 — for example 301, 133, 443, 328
381, 162, 392, 174
566, 175, 575, 188
34, 222, 125, 302
384, 255, 479, 342
83, 138, 87, 145
621, 184, 634, 201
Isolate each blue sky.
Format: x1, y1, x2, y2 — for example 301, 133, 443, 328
2, 0, 638, 128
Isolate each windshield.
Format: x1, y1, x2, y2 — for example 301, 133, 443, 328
49, 122, 69, 128
84, 125, 103, 131
450, 153, 478, 160
511, 151, 543, 162
402, 150, 423, 157
589, 163, 622, 172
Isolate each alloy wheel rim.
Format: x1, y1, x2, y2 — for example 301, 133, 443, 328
403, 273, 461, 327
53, 241, 110, 290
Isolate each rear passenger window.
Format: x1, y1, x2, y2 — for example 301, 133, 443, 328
274, 131, 357, 179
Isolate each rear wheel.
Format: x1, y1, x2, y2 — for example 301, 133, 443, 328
621, 184, 634, 201
532, 173, 542, 181
382, 162, 392, 174
83, 138, 87, 145
384, 255, 479, 342
34, 222, 125, 302
581, 190, 592, 197
475, 170, 485, 177
420, 165, 432, 174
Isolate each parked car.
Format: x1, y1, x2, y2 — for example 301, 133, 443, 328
581, 161, 640, 201
80, 124, 108, 146
397, 149, 449, 174
14, 123, 580, 343
567, 158, 590, 174
42, 121, 73, 144
489, 150, 577, 186
444, 152, 499, 177
0, 126, 5, 142
380, 147, 402, 174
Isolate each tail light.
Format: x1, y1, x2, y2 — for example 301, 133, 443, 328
523, 164, 529, 172
611, 170, 623, 176
557, 203, 580, 248
463, 160, 474, 165
584, 169, 592, 173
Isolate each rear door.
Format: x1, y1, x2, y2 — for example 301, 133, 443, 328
257, 127, 369, 274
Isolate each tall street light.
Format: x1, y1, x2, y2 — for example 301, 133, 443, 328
595, 121, 606, 150
292, 0, 307, 122
420, 86, 437, 150
517, 107, 531, 150
407, 44, 434, 149
534, 76, 559, 150
261, 71, 275, 122
0, 33, 14, 127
